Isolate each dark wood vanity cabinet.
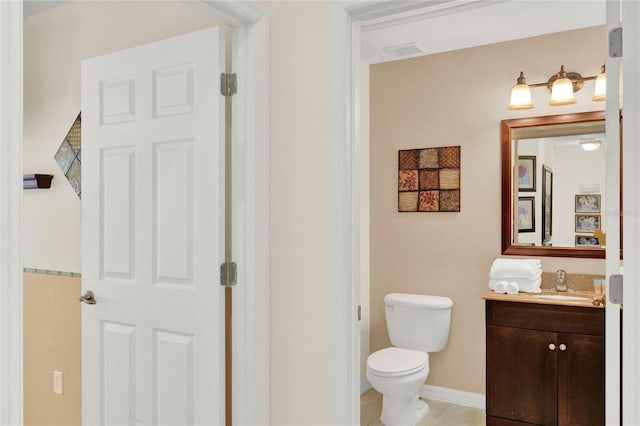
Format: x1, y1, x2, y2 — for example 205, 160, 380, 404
486, 300, 604, 426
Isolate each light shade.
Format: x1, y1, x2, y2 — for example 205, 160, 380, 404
508, 71, 534, 110
549, 66, 577, 106
592, 65, 606, 101
580, 139, 602, 151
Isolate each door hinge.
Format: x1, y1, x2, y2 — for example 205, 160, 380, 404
609, 274, 623, 304
220, 262, 237, 287
609, 27, 622, 58
220, 73, 237, 97
357, 305, 362, 321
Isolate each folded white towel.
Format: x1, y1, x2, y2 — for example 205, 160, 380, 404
493, 281, 507, 294
489, 277, 541, 293
489, 258, 542, 280
505, 282, 519, 295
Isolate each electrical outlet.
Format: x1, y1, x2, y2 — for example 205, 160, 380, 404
53, 371, 63, 395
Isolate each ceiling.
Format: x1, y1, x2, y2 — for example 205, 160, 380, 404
24, 0, 606, 65
360, 0, 606, 64
23, 0, 67, 17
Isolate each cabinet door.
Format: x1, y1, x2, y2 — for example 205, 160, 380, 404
487, 415, 537, 425
558, 333, 605, 426
487, 325, 558, 426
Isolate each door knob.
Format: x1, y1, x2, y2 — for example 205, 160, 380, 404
79, 290, 97, 305
559, 344, 567, 351
548, 343, 556, 351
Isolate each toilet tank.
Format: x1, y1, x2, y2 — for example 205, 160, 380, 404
384, 293, 453, 353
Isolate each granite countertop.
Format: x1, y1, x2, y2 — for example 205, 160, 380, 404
482, 289, 605, 309
482, 271, 607, 309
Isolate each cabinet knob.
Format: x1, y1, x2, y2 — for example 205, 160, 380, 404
559, 343, 567, 351
548, 343, 556, 351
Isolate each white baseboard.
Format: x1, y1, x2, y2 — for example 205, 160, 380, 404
420, 385, 485, 409
360, 376, 372, 395
360, 379, 484, 409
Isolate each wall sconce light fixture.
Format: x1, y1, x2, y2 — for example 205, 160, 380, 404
508, 64, 606, 110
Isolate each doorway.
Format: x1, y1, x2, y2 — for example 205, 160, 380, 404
2, 1, 268, 425
343, 1, 632, 424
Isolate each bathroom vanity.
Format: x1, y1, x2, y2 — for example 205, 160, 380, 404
484, 296, 604, 426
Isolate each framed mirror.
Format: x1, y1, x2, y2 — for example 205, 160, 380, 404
501, 111, 616, 259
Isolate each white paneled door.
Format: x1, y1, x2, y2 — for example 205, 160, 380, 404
81, 27, 225, 425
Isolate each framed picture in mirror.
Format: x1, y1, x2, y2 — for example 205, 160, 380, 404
576, 235, 601, 247
542, 165, 553, 245
518, 197, 535, 232
575, 194, 601, 213
517, 156, 536, 192
575, 214, 601, 233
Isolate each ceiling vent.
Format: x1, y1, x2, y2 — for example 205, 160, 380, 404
383, 42, 425, 57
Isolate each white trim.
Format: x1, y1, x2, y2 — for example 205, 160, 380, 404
0, 1, 23, 425
229, 9, 270, 426
355, 0, 506, 30
168, 3, 271, 424
186, 0, 265, 27
604, 1, 621, 425
420, 385, 485, 410
622, 2, 640, 424
2, 2, 269, 425
329, 3, 360, 425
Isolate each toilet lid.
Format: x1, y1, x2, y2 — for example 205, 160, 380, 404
367, 347, 428, 378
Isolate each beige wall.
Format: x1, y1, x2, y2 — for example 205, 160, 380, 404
24, 3, 219, 424
23, 273, 81, 426
369, 26, 607, 394
269, 2, 332, 423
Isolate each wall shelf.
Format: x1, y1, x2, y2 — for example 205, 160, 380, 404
23, 174, 53, 189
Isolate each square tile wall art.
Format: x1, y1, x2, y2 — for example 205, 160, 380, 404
398, 146, 460, 212
54, 113, 82, 199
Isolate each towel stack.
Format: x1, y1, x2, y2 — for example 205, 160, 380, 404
488, 258, 542, 294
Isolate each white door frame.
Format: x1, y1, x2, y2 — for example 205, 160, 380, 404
0, 2, 24, 424
0, 2, 269, 425
329, 1, 640, 424
604, 1, 621, 424
622, 2, 640, 424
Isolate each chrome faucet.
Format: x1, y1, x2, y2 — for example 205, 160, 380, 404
555, 269, 568, 292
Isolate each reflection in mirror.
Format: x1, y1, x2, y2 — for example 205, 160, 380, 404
501, 111, 610, 259
515, 120, 605, 247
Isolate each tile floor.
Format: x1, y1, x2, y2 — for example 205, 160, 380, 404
361, 389, 486, 426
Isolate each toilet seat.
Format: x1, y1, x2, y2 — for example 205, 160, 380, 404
367, 347, 428, 378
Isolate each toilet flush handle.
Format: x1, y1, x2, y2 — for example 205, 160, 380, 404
383, 304, 393, 311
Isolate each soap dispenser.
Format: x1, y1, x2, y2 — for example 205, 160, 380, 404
555, 269, 568, 292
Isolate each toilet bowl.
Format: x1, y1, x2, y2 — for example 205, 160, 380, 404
366, 347, 430, 425
366, 293, 453, 426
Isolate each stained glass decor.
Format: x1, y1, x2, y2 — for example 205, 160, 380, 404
54, 113, 81, 198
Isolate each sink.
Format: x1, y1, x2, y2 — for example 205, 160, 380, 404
535, 294, 590, 301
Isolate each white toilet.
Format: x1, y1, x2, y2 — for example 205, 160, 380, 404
366, 293, 453, 426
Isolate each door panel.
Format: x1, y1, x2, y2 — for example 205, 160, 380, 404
101, 147, 136, 279
154, 140, 194, 285
153, 330, 195, 425
82, 27, 225, 425
102, 321, 136, 425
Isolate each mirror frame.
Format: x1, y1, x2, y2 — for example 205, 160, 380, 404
501, 111, 608, 259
